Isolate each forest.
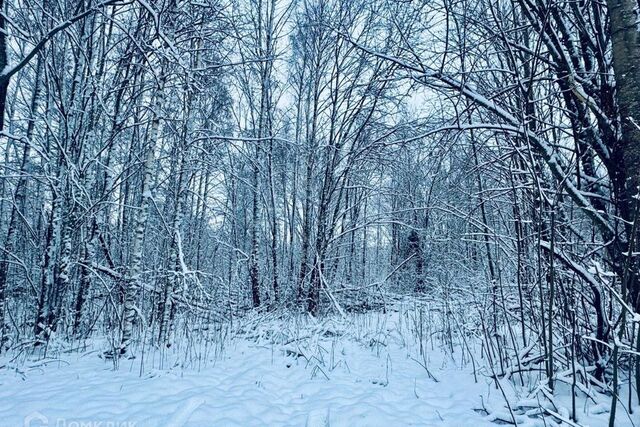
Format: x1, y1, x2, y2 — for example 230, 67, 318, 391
0, 0, 639, 426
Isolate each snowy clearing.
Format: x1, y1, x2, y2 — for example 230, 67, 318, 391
1, 306, 634, 427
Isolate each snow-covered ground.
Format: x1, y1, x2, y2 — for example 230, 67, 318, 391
0, 307, 636, 426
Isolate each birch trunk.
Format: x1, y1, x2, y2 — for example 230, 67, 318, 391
120, 70, 165, 354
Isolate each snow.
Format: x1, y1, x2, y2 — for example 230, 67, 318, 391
0, 308, 636, 427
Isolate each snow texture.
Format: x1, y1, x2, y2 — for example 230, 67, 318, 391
0, 308, 635, 426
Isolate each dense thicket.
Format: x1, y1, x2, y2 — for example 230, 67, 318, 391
0, 0, 639, 422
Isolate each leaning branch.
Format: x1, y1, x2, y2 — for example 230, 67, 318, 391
343, 36, 616, 240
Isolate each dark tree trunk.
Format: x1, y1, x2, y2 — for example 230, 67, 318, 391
607, 0, 640, 311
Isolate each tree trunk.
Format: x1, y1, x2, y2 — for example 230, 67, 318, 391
606, 0, 640, 312
0, 55, 42, 345
120, 69, 165, 355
